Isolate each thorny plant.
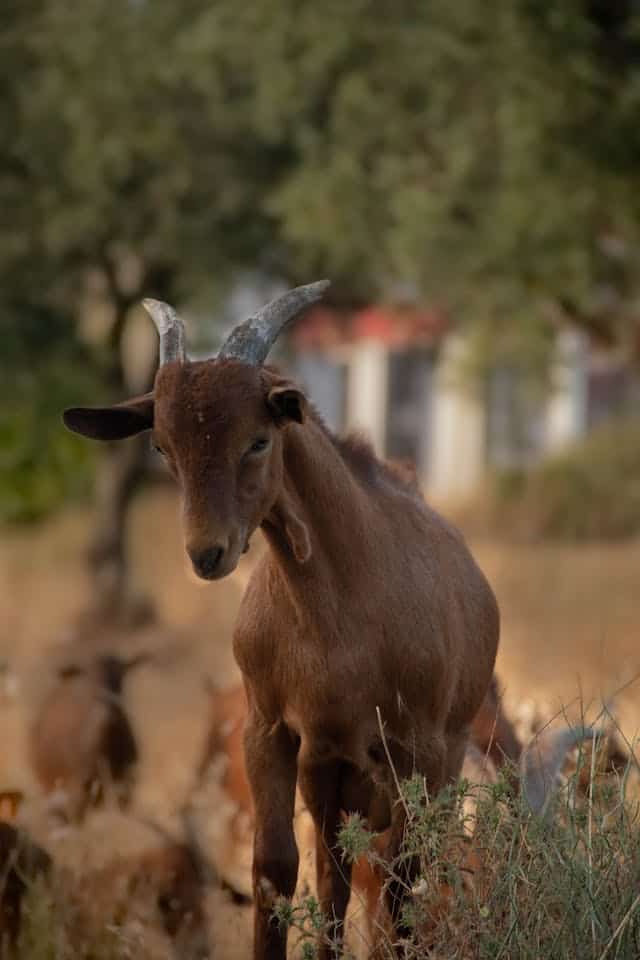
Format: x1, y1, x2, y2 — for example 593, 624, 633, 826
273, 727, 640, 959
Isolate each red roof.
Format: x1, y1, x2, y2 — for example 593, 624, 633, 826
292, 304, 448, 350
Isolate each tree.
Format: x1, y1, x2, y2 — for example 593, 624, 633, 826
4, 0, 640, 549
1, 0, 291, 612
253, 0, 640, 362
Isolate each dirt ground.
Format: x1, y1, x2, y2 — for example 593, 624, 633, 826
1, 487, 639, 957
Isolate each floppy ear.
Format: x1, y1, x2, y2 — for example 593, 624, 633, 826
266, 382, 306, 424
63, 392, 154, 441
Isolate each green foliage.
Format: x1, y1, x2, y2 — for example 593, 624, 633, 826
0, 293, 99, 523
7, 0, 640, 317
273, 894, 326, 959
5, 0, 640, 522
18, 877, 128, 960
285, 748, 640, 958
0, 359, 97, 524
488, 418, 640, 541
261, 1, 640, 333
336, 812, 377, 863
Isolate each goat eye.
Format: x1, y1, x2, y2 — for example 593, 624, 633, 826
248, 437, 269, 455
152, 441, 165, 457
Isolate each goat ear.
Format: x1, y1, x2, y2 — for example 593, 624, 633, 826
63, 392, 154, 441
283, 506, 312, 564
272, 495, 312, 564
266, 383, 306, 424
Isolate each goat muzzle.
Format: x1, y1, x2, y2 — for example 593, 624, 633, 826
188, 544, 227, 580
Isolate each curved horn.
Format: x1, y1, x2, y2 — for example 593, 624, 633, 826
142, 298, 186, 365
217, 279, 330, 366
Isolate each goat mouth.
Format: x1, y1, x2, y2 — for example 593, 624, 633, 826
194, 563, 236, 582
191, 547, 241, 582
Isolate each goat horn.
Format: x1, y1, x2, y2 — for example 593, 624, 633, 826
142, 298, 187, 365
217, 279, 330, 366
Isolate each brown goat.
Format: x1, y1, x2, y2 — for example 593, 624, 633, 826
64, 282, 500, 958
197, 677, 596, 957
196, 679, 513, 879
29, 653, 147, 822
198, 681, 254, 900
63, 815, 213, 960
0, 822, 51, 951
198, 681, 253, 816
196, 677, 517, 897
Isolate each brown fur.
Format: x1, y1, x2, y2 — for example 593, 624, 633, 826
197, 679, 519, 951
470, 675, 522, 770
65, 357, 500, 959
29, 654, 145, 822
198, 683, 253, 821
64, 839, 211, 959
198, 682, 254, 899
349, 744, 496, 959
0, 786, 211, 958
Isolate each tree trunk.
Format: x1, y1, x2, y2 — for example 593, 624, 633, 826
87, 433, 150, 624
85, 299, 157, 627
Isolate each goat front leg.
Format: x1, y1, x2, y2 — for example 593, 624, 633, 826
245, 712, 299, 960
299, 759, 352, 960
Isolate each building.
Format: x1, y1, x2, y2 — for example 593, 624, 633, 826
291, 305, 636, 501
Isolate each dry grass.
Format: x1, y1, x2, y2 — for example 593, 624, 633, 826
476, 539, 640, 738
0, 488, 639, 957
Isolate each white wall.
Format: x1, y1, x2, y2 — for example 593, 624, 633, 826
295, 353, 346, 432
428, 334, 486, 500
545, 328, 589, 452
345, 340, 388, 454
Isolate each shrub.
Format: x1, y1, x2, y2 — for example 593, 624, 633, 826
483, 418, 640, 541
276, 749, 640, 959
0, 359, 97, 525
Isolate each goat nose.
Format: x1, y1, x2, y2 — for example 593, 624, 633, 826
189, 544, 225, 579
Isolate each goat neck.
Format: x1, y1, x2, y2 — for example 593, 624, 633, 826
261, 412, 371, 587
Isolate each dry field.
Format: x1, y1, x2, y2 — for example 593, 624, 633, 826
0, 487, 639, 957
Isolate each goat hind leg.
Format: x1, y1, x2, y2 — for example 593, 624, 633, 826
382, 732, 458, 944
385, 731, 469, 948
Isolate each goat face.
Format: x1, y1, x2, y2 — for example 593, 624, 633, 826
63, 282, 328, 581
139, 845, 210, 959
65, 361, 305, 581
154, 361, 305, 581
